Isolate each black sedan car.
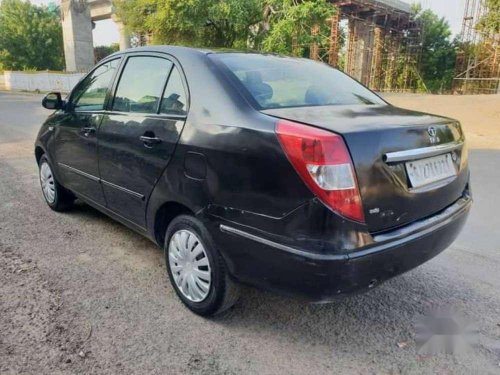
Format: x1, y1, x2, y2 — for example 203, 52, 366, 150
35, 46, 471, 316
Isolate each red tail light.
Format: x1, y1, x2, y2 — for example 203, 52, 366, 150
276, 119, 365, 222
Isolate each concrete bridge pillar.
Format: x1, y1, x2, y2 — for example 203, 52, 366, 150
345, 19, 378, 87
61, 0, 95, 72
113, 16, 131, 50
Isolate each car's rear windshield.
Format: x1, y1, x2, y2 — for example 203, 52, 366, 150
211, 53, 385, 109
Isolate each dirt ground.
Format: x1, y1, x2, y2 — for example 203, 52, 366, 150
385, 94, 500, 150
1, 92, 499, 374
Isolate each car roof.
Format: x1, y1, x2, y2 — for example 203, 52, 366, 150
106, 45, 278, 60
106, 45, 211, 59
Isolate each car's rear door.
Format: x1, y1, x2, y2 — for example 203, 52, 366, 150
97, 53, 189, 227
54, 58, 121, 206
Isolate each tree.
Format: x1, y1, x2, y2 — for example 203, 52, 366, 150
477, 0, 500, 35
113, 0, 337, 53
94, 43, 120, 63
0, 0, 64, 70
414, 7, 457, 93
260, 0, 336, 57
114, 0, 263, 48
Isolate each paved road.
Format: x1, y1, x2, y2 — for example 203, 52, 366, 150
1, 92, 499, 374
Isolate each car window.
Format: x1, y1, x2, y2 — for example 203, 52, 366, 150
160, 67, 188, 115
72, 59, 120, 111
112, 56, 173, 114
211, 53, 385, 109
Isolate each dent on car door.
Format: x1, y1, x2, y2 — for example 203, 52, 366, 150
98, 55, 188, 227
54, 58, 121, 206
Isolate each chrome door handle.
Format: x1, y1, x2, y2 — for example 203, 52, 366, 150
140, 135, 162, 145
82, 127, 96, 136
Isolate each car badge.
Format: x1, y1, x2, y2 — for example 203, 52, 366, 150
428, 127, 439, 144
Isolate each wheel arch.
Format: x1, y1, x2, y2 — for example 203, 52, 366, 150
153, 201, 194, 247
35, 145, 46, 165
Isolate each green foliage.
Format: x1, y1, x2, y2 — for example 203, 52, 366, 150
477, 0, 500, 34
114, 0, 263, 48
261, 0, 336, 56
113, 0, 154, 36
204, 0, 263, 48
94, 43, 120, 62
414, 8, 457, 93
0, 0, 64, 70
114, 0, 336, 53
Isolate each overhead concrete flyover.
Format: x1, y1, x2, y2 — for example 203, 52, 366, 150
327, 0, 419, 91
60, 0, 416, 82
61, 0, 130, 72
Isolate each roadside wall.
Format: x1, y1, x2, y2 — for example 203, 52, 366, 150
3, 71, 85, 93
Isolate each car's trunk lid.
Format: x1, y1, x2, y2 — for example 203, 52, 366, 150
263, 104, 468, 232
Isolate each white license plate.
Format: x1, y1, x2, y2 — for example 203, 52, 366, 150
405, 153, 457, 188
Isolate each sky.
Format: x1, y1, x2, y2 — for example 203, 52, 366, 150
418, 0, 466, 36
32, 0, 467, 46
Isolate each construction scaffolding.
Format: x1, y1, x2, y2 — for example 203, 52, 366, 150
311, 0, 423, 92
454, 0, 500, 94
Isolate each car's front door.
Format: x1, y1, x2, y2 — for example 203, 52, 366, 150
98, 54, 189, 227
54, 58, 121, 206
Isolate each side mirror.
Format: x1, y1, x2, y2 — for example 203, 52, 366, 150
42, 92, 64, 110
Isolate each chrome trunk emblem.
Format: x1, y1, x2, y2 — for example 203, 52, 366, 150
428, 126, 440, 144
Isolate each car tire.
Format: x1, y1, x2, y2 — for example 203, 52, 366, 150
164, 215, 240, 316
38, 155, 75, 212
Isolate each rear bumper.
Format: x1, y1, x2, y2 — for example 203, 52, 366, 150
213, 196, 472, 301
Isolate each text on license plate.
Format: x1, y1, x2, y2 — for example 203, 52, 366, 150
405, 153, 457, 188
